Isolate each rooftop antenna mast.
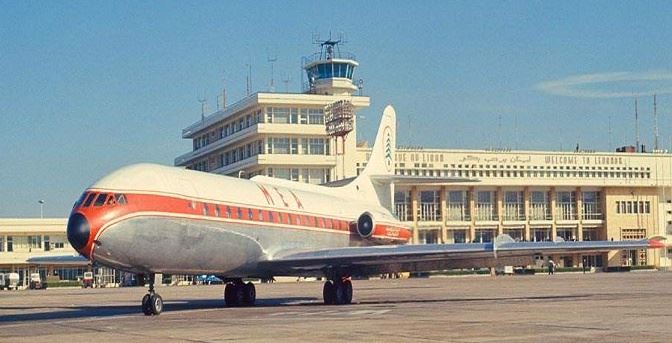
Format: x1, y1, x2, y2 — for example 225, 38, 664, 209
282, 74, 291, 93
198, 94, 208, 121
217, 70, 227, 111
267, 51, 277, 92
245, 62, 252, 96
608, 114, 612, 151
654, 94, 659, 150
635, 98, 640, 152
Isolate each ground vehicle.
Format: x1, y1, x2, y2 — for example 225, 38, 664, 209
81, 272, 94, 288
6, 273, 19, 290
29, 273, 47, 289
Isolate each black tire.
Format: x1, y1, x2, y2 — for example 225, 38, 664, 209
242, 282, 256, 306
224, 283, 238, 306
342, 280, 352, 304
150, 294, 163, 315
323, 280, 336, 305
141, 294, 152, 315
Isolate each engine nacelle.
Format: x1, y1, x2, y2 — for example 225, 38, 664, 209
356, 212, 375, 238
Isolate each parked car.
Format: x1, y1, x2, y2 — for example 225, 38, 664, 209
81, 272, 94, 288
29, 273, 47, 290
6, 273, 19, 290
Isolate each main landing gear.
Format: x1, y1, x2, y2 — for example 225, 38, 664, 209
141, 273, 163, 316
322, 276, 352, 305
224, 279, 256, 307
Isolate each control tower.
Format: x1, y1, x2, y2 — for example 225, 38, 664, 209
303, 38, 359, 95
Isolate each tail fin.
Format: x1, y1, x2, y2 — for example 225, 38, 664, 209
342, 105, 396, 209
361, 105, 396, 177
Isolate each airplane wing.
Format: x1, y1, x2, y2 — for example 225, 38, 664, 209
257, 235, 665, 277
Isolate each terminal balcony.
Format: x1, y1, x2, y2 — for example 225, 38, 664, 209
174, 123, 329, 167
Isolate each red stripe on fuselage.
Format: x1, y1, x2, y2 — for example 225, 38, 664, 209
73, 190, 412, 258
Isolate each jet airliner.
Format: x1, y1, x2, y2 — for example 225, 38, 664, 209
60, 106, 663, 315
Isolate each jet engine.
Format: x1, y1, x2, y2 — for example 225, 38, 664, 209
356, 212, 375, 238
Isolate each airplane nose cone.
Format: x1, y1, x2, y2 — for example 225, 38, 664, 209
67, 213, 90, 251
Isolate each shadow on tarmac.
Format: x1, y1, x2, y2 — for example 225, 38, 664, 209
0, 293, 598, 323
0, 297, 316, 323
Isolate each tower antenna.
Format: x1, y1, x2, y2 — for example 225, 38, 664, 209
245, 63, 252, 96
635, 98, 640, 152
654, 94, 659, 150
282, 74, 291, 93
198, 94, 208, 121
608, 114, 612, 151
267, 51, 278, 92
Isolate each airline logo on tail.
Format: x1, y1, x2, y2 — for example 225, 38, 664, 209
384, 126, 393, 172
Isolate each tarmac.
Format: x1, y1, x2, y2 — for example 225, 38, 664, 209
0, 271, 671, 342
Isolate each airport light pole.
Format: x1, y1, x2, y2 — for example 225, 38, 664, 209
38, 200, 45, 219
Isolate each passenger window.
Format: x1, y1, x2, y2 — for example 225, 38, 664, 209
93, 193, 108, 207
215, 205, 221, 217
248, 209, 253, 220
226, 206, 231, 218
203, 203, 209, 216
258, 211, 264, 221
236, 207, 242, 219
268, 211, 274, 222
114, 194, 127, 205
83, 193, 96, 207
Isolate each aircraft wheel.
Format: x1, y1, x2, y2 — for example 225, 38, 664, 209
150, 293, 163, 315
333, 278, 353, 305
242, 282, 256, 306
141, 294, 152, 315
323, 280, 336, 305
224, 283, 238, 307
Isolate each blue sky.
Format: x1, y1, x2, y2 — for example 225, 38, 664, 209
2, 1, 672, 217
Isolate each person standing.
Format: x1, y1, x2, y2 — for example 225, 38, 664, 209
548, 258, 556, 275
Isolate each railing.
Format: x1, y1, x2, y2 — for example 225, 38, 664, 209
419, 202, 441, 221
394, 203, 412, 222
502, 205, 525, 221
582, 212, 603, 220
446, 205, 470, 221
529, 206, 552, 220
556, 205, 577, 220
475, 204, 497, 221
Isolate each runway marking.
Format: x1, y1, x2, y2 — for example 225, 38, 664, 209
268, 309, 390, 317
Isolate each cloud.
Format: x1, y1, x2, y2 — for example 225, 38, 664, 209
536, 71, 672, 98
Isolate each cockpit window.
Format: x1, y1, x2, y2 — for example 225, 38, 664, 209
74, 192, 88, 209
82, 193, 97, 208
114, 194, 127, 205
93, 193, 108, 207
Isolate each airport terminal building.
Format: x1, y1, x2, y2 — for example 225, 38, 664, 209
174, 41, 672, 269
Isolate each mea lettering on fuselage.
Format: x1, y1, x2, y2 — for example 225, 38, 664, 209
257, 184, 303, 209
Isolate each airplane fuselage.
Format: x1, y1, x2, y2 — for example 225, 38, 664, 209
67, 164, 411, 277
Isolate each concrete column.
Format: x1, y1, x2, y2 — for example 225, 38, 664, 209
550, 187, 557, 240
576, 187, 583, 241
469, 187, 476, 243
411, 186, 419, 244
440, 186, 448, 244
496, 187, 504, 235
523, 187, 531, 241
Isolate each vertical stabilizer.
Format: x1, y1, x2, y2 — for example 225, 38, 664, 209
361, 105, 396, 177
342, 105, 396, 210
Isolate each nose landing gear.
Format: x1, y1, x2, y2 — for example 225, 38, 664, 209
224, 279, 256, 307
141, 273, 163, 315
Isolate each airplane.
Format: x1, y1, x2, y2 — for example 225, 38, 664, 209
58, 105, 664, 316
